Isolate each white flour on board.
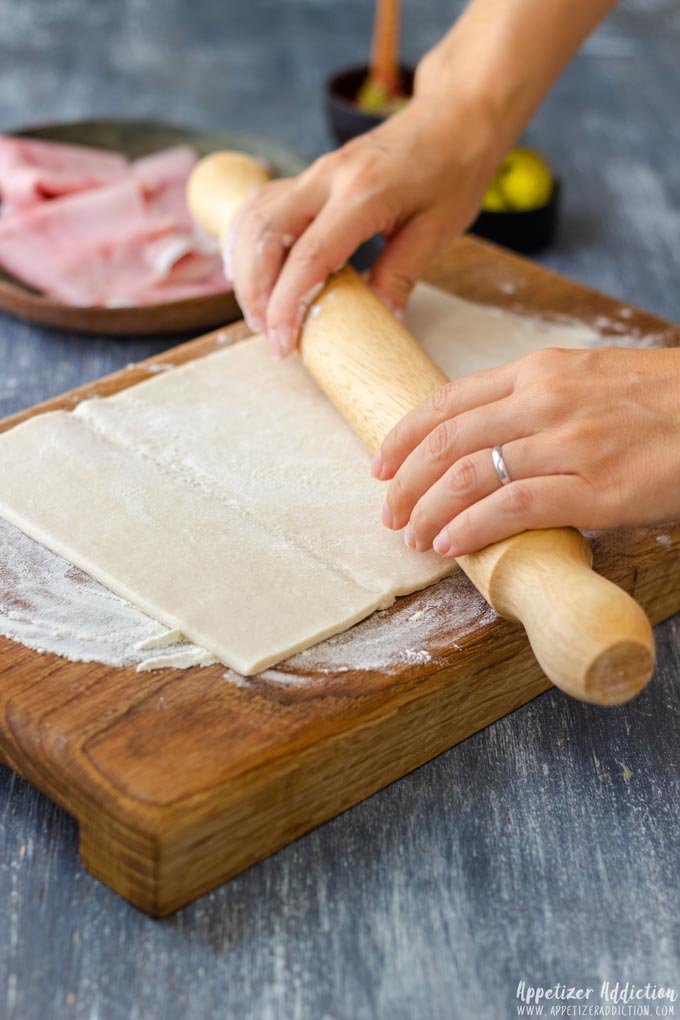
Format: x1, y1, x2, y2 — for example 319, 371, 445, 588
256, 577, 499, 687
0, 290, 641, 682
0, 517, 212, 672
0, 515, 494, 681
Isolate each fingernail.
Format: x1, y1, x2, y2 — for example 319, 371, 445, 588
404, 523, 416, 549
433, 530, 452, 556
381, 501, 394, 529
269, 327, 293, 358
269, 334, 284, 359
244, 309, 265, 334
371, 451, 383, 478
373, 288, 407, 324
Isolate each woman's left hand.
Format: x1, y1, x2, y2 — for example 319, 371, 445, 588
372, 345, 680, 557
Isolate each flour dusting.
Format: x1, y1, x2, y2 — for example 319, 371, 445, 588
0, 517, 211, 671
0, 514, 494, 684
253, 574, 496, 686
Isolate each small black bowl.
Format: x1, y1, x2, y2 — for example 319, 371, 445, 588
325, 64, 414, 146
468, 180, 562, 255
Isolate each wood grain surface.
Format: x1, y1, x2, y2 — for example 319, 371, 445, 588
1, 236, 679, 917
0, 2, 679, 1018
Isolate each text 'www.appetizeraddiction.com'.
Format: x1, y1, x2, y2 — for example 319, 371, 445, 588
515, 981, 677, 1016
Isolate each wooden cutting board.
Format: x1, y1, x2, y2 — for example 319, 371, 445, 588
1, 236, 679, 917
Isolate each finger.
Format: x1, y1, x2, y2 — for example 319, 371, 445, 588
369, 211, 444, 320
222, 179, 288, 283
432, 474, 590, 557
266, 197, 389, 357
226, 180, 290, 321
229, 179, 321, 343
404, 436, 565, 551
373, 363, 518, 481
383, 396, 531, 530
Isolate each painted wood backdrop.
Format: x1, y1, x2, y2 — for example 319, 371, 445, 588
0, 1, 678, 1018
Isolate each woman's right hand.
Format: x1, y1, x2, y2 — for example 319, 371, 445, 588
226, 89, 501, 358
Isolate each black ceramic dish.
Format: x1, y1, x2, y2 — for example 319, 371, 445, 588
325, 64, 414, 146
468, 181, 561, 255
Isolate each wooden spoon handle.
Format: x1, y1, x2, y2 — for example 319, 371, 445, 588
188, 153, 656, 705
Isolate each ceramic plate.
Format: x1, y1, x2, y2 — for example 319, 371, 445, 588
0, 118, 307, 335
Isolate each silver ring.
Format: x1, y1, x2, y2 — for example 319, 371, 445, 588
492, 446, 512, 486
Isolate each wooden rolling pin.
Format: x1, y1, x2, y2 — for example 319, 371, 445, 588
188, 152, 655, 706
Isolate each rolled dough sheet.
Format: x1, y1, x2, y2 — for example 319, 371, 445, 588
0, 283, 596, 674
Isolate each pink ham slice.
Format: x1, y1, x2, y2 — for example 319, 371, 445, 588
0, 140, 229, 306
0, 136, 128, 213
133, 145, 200, 231
126, 266, 231, 305
0, 176, 227, 306
53, 230, 226, 307
132, 145, 198, 191
0, 179, 164, 304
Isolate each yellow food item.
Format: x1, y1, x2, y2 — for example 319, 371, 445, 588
481, 183, 507, 212
482, 147, 554, 212
357, 77, 391, 112
356, 76, 409, 116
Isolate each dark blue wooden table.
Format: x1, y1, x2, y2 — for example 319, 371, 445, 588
0, 2, 678, 1018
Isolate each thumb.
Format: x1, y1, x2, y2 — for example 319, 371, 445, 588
369, 212, 444, 321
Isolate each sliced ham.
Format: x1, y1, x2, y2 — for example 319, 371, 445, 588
48, 227, 225, 307
0, 175, 225, 306
0, 135, 128, 213
121, 267, 230, 307
0, 178, 150, 246
0, 180, 168, 303
132, 145, 198, 191
133, 146, 200, 231
0, 138, 230, 306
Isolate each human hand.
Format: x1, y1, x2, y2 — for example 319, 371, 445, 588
372, 345, 680, 556
226, 93, 500, 357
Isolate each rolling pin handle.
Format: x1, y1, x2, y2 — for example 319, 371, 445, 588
458, 529, 655, 705
187, 152, 270, 241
